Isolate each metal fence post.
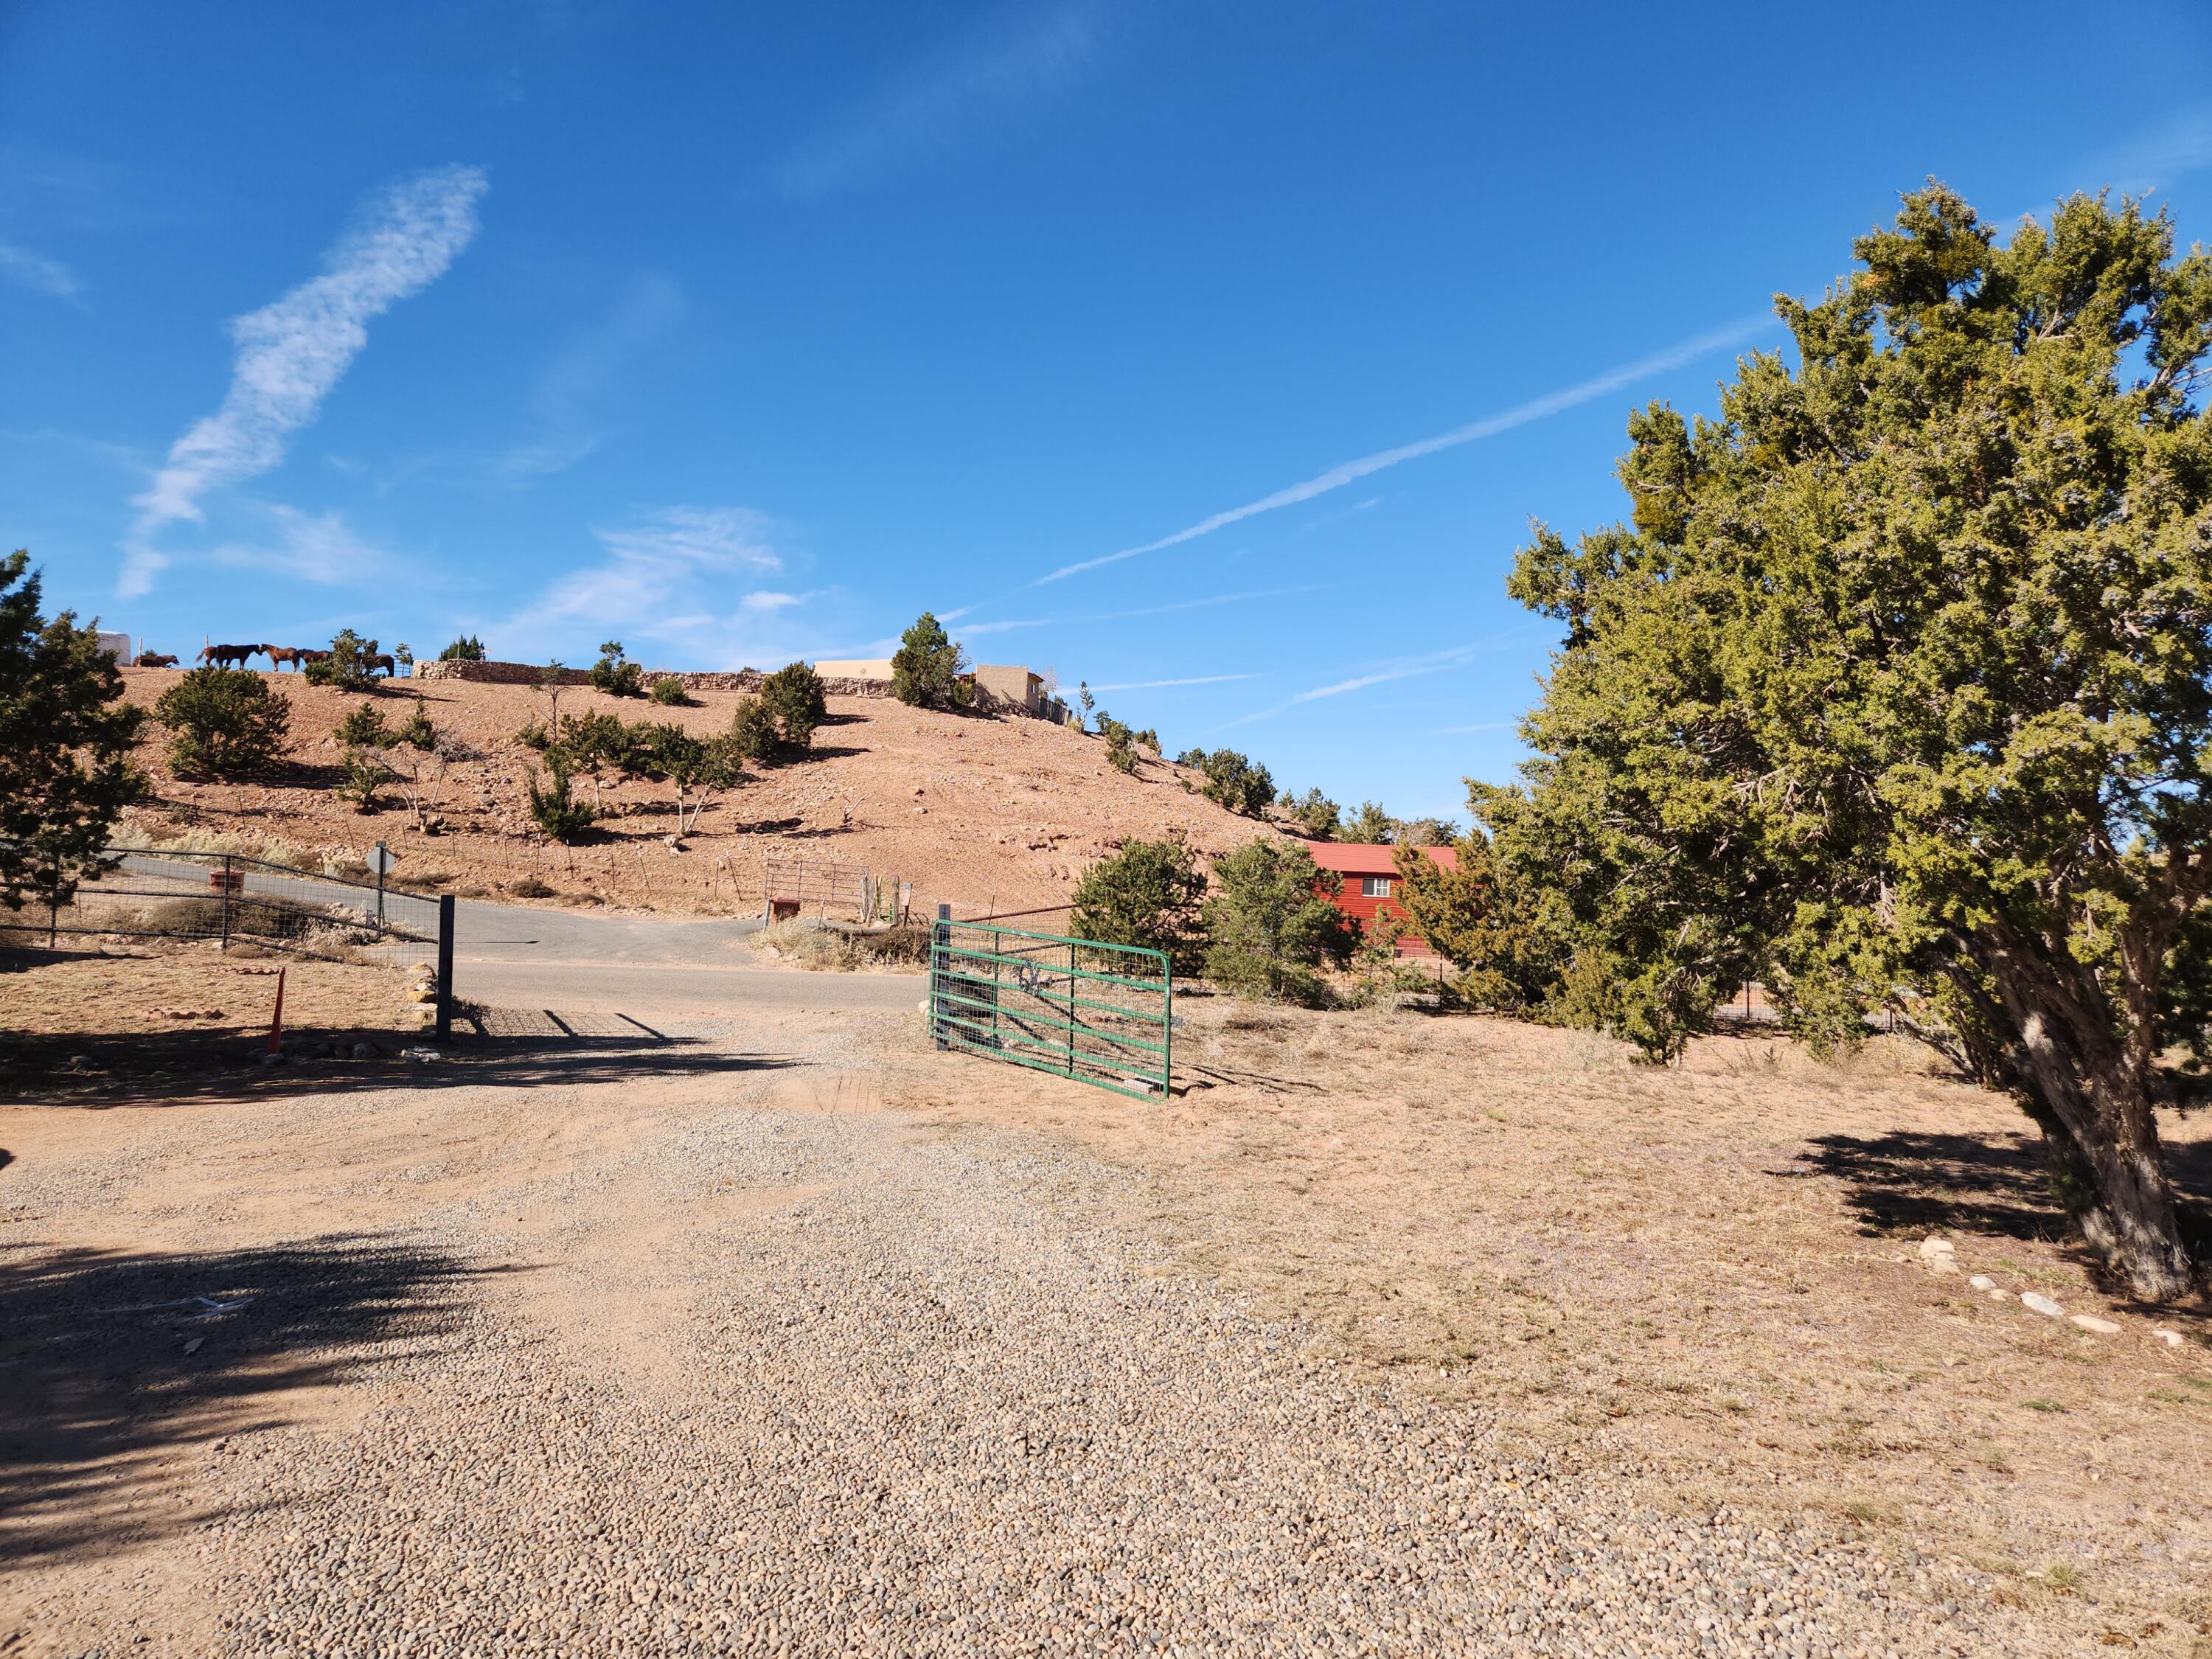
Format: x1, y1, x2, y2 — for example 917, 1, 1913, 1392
1066, 942, 1077, 1077
929, 902, 952, 1048
435, 894, 455, 1040
219, 854, 232, 952
375, 841, 388, 927
47, 856, 59, 950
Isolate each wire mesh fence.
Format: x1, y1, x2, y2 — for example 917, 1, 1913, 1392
928, 913, 1171, 1100
2, 847, 444, 969
762, 854, 877, 923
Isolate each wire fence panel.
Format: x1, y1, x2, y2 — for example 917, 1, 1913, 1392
762, 855, 874, 922
1, 848, 442, 967
928, 917, 1170, 1101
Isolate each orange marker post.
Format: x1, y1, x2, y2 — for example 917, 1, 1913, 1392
266, 966, 287, 1056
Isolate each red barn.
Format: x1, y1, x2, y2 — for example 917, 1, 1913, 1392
1305, 841, 1458, 956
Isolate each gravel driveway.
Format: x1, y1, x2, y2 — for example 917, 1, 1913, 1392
4, 1021, 2006, 1658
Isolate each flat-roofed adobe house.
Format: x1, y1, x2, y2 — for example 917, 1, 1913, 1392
1306, 841, 1458, 957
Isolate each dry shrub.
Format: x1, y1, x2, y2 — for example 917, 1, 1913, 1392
755, 918, 861, 971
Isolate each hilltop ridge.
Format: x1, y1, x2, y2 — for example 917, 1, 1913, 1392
108, 668, 1285, 919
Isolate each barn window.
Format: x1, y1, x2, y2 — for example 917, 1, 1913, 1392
1361, 875, 1394, 898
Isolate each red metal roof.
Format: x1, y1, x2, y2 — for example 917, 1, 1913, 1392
1303, 841, 1458, 875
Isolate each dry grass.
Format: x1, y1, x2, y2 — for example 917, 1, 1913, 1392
750, 917, 930, 973
0, 947, 426, 1096
885, 1001, 2212, 1633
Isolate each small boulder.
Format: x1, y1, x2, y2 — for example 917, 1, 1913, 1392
2020, 1292, 2065, 1319
1968, 1275, 1995, 1290
2151, 1329, 2184, 1348
2068, 1314, 2121, 1335
1918, 1237, 1955, 1261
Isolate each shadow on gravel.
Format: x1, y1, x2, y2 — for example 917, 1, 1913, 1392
0, 1030, 795, 1108
0, 1234, 490, 1563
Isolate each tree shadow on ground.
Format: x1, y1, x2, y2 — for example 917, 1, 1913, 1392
1795, 1128, 2069, 1244
0, 1233, 494, 1563
0, 1026, 796, 1108
1796, 1127, 2212, 1309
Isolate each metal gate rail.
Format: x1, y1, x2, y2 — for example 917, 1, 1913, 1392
928, 911, 1170, 1100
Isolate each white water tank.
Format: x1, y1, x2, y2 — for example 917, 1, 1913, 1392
95, 630, 133, 665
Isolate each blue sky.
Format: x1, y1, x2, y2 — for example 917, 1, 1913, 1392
6, 2, 2211, 821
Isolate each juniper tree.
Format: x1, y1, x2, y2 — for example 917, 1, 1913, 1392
0, 552, 146, 911
1486, 185, 2212, 1298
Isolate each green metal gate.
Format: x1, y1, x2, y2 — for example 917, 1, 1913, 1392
928, 910, 1171, 1100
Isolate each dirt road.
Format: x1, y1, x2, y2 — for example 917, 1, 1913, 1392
2, 1007, 2091, 1658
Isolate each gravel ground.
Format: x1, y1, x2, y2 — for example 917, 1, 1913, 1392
4, 1025, 2075, 1657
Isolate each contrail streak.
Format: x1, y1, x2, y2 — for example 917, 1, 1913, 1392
1035, 311, 1773, 585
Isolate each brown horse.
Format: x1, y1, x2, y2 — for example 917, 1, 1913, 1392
368, 653, 397, 678
198, 643, 259, 669
296, 648, 331, 668
263, 644, 304, 671
136, 652, 179, 669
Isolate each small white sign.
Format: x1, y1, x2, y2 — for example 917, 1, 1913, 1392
369, 841, 399, 876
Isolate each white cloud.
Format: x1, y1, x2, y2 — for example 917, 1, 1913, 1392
119, 164, 488, 597
768, 2, 1104, 198
209, 503, 400, 585
742, 591, 804, 612
1037, 312, 1775, 585
1211, 630, 1536, 732
501, 507, 784, 653
1086, 673, 1256, 692
0, 240, 80, 300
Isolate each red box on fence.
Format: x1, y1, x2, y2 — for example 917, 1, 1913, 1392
208, 869, 245, 893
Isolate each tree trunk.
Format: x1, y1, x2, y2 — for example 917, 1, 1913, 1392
1985, 946, 2197, 1301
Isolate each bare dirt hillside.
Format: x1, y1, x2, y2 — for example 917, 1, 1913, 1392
108, 668, 1275, 919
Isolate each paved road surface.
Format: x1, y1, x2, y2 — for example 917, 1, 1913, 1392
109, 853, 920, 1016
448, 897, 923, 1015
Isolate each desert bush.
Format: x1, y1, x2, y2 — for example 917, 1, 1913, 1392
335, 702, 392, 749
891, 613, 973, 710
1282, 787, 1340, 840
726, 695, 784, 763
1198, 748, 1275, 818
1340, 801, 1394, 844
394, 697, 437, 750
156, 667, 291, 778
590, 641, 646, 698
303, 628, 380, 692
334, 749, 389, 813
1095, 713, 1141, 774
1070, 837, 1208, 973
514, 720, 550, 751
649, 675, 696, 706
526, 755, 597, 843
438, 634, 485, 661
754, 917, 860, 971
759, 661, 828, 751
507, 875, 555, 899
1202, 837, 1352, 1006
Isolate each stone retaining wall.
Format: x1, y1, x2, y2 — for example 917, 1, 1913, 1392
411, 659, 897, 699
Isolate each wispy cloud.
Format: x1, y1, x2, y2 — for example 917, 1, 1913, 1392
945, 582, 1325, 641
1211, 630, 1535, 732
1087, 673, 1256, 692
767, 2, 1105, 198
500, 506, 783, 654
119, 164, 488, 597
0, 240, 80, 301
531, 271, 685, 424
1037, 313, 1776, 585
742, 591, 804, 612
209, 504, 404, 585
